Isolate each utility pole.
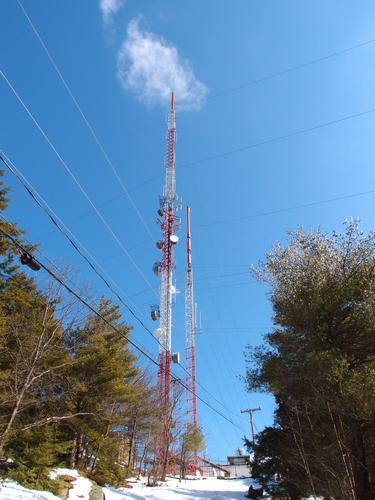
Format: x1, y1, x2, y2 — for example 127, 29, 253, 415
241, 407, 261, 445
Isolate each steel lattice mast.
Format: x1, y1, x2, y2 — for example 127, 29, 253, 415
155, 92, 179, 469
185, 206, 198, 466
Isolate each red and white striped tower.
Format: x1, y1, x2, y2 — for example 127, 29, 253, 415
185, 206, 198, 467
156, 92, 179, 470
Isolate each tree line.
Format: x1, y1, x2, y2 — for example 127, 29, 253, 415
245, 221, 375, 499
0, 170, 202, 493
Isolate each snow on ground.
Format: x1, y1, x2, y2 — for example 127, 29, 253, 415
104, 477, 253, 500
50, 468, 92, 500
0, 480, 59, 500
0, 469, 93, 500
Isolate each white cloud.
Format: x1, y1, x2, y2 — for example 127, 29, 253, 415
116, 19, 208, 110
99, 0, 125, 23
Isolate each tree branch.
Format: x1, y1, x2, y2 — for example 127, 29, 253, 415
21, 413, 94, 431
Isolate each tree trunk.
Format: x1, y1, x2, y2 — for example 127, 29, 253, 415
127, 419, 137, 469
352, 425, 373, 500
75, 432, 82, 470
0, 358, 37, 453
70, 433, 77, 468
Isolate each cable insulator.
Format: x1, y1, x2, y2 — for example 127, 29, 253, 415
20, 252, 41, 271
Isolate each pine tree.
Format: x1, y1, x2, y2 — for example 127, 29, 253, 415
7, 426, 68, 494
0, 169, 31, 285
179, 424, 204, 480
246, 221, 375, 499
0, 169, 158, 490
0, 168, 72, 489
63, 298, 139, 484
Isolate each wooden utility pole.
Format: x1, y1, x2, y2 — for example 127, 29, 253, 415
241, 407, 261, 445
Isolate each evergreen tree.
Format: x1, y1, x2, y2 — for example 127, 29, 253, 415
121, 372, 160, 474
0, 169, 31, 284
245, 221, 375, 499
179, 424, 204, 480
0, 169, 159, 491
63, 298, 139, 485
7, 426, 68, 494
0, 169, 71, 490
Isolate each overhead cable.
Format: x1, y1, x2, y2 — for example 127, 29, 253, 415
178, 107, 375, 170
196, 281, 257, 292
0, 151, 162, 349
0, 152, 243, 423
196, 189, 375, 228
209, 37, 375, 99
15, 0, 155, 243
128, 105, 375, 194
194, 271, 250, 281
0, 225, 247, 433
0, 70, 157, 298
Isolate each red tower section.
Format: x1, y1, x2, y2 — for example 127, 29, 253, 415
185, 206, 198, 468
154, 93, 180, 476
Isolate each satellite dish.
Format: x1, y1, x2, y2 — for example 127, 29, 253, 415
172, 352, 180, 364
152, 262, 162, 276
170, 234, 179, 245
151, 309, 160, 321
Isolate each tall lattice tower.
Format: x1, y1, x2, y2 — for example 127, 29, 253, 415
153, 92, 179, 471
185, 206, 198, 467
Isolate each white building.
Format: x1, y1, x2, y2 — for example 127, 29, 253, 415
200, 455, 251, 478
225, 455, 251, 477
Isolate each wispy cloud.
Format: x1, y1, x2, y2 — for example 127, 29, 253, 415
99, 0, 126, 23
117, 19, 208, 110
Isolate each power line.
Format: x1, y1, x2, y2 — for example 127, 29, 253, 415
10, 13, 375, 242
0, 151, 163, 349
126, 104, 375, 193
194, 271, 250, 281
128, 271, 251, 298
0, 27, 254, 433
208, 37, 375, 100
129, 277, 258, 297
177, 106, 375, 171
0, 212, 159, 364
206, 290, 245, 443
14, 36, 373, 235
15, 0, 155, 243
196, 281, 257, 292
0, 224, 247, 433
127, 38, 375, 188
195, 264, 250, 269
204, 326, 270, 331
196, 188, 375, 228
0, 225, 158, 366
0, 152, 245, 425
0, 70, 157, 298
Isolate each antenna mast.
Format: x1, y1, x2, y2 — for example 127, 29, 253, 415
154, 92, 180, 475
185, 206, 198, 467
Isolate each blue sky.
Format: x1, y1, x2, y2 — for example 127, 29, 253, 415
2, 0, 375, 461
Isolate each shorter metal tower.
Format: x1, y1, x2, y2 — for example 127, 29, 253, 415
185, 206, 198, 466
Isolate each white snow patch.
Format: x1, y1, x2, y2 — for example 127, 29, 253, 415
49, 467, 79, 480
0, 480, 59, 500
104, 477, 253, 499
50, 469, 92, 500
